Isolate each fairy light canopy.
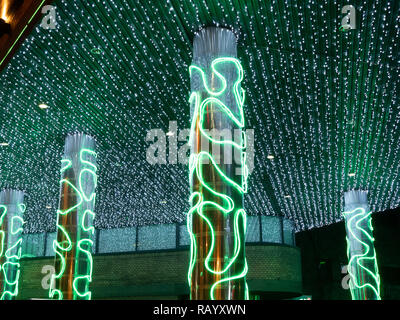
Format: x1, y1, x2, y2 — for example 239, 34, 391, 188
0, 0, 399, 233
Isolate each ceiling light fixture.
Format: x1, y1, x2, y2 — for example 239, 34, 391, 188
0, 142, 9, 146
38, 103, 49, 109
348, 173, 356, 177
267, 155, 274, 160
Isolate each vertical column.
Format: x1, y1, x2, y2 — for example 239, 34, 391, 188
187, 27, 249, 300
49, 133, 98, 300
0, 189, 25, 300
343, 190, 381, 300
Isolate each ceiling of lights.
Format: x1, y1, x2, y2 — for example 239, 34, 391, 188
0, 0, 399, 233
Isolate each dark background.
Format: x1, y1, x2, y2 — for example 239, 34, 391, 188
296, 208, 400, 300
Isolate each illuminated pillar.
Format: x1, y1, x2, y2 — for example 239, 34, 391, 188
343, 190, 381, 300
187, 27, 249, 300
0, 189, 25, 300
49, 133, 97, 300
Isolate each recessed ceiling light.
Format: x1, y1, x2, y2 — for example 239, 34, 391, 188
284, 195, 291, 199
166, 131, 174, 136
0, 142, 9, 146
46, 205, 52, 209
160, 200, 167, 204
38, 103, 49, 109
267, 155, 274, 160
348, 173, 356, 177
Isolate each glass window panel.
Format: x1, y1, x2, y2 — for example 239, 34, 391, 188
138, 224, 176, 251
22, 233, 45, 258
179, 224, 190, 246
91, 230, 97, 254
261, 216, 281, 243
98, 227, 136, 253
245, 216, 260, 242
45, 232, 56, 256
283, 219, 295, 246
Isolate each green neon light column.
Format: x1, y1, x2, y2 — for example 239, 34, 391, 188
187, 27, 249, 300
343, 190, 381, 300
49, 133, 97, 300
0, 189, 25, 300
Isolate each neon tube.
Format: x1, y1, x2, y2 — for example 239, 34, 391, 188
343, 191, 381, 300
0, 190, 25, 300
49, 134, 97, 300
188, 27, 249, 300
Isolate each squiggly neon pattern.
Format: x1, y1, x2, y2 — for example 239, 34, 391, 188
0, 201, 25, 300
188, 57, 249, 300
50, 148, 97, 300
343, 207, 381, 300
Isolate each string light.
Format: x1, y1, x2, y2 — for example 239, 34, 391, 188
0, 0, 398, 234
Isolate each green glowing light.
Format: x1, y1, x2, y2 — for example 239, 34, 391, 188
186, 193, 200, 286
79, 169, 97, 202
56, 179, 83, 216
188, 57, 249, 300
5, 238, 22, 260
0, 262, 21, 299
60, 159, 72, 173
50, 147, 97, 300
343, 207, 381, 300
0, 206, 6, 260
72, 239, 94, 299
10, 215, 25, 234
18, 204, 26, 213
82, 210, 95, 234
0, 201, 25, 300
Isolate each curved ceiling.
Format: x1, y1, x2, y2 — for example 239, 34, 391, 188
0, 0, 399, 233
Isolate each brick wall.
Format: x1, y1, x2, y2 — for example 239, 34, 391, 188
18, 244, 301, 299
